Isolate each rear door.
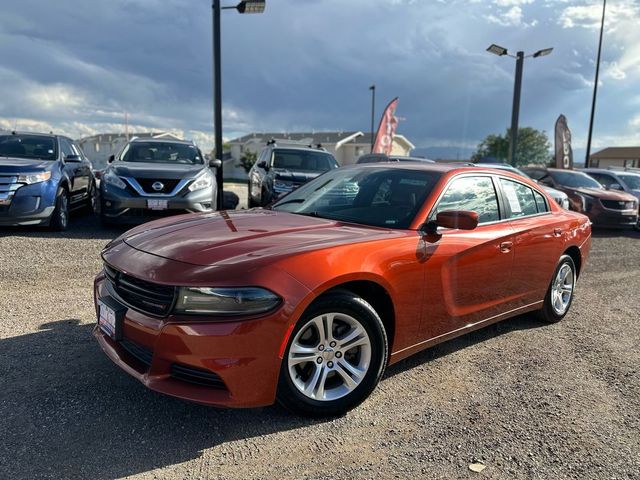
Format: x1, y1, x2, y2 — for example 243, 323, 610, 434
420, 174, 516, 341
497, 177, 564, 305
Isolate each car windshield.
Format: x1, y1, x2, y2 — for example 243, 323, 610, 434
120, 142, 203, 164
272, 166, 441, 229
0, 134, 57, 160
550, 171, 603, 189
272, 149, 337, 172
618, 173, 640, 190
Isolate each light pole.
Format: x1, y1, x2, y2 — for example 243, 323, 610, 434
487, 44, 553, 166
585, 0, 606, 168
369, 85, 376, 152
212, 0, 265, 210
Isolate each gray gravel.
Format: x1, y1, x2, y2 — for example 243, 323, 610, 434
0, 213, 638, 480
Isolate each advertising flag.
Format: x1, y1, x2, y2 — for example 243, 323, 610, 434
554, 114, 573, 169
372, 97, 399, 155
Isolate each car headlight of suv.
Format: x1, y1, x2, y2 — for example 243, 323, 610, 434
575, 193, 594, 212
174, 287, 281, 316
103, 171, 127, 190
18, 171, 52, 184
188, 170, 213, 192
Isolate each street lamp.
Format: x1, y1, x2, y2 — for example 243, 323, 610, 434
585, 0, 606, 168
213, 0, 265, 210
369, 85, 376, 152
487, 44, 553, 166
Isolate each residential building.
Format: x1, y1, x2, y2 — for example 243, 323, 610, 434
590, 147, 640, 169
77, 132, 183, 169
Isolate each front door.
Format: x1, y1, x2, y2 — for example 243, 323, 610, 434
420, 175, 516, 341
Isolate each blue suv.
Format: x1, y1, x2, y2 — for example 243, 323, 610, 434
0, 132, 96, 230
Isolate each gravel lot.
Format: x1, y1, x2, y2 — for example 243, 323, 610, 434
0, 212, 638, 480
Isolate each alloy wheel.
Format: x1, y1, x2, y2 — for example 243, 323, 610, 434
287, 312, 372, 401
550, 263, 574, 315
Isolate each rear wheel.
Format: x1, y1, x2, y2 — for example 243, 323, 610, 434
277, 291, 388, 417
49, 188, 69, 231
536, 254, 576, 323
85, 181, 98, 214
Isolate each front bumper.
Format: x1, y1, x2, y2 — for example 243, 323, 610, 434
0, 180, 57, 226
101, 184, 215, 224
587, 205, 638, 228
93, 255, 310, 407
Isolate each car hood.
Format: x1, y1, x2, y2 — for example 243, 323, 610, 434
0, 157, 54, 173
563, 186, 636, 201
109, 162, 206, 179
273, 169, 322, 183
121, 209, 398, 266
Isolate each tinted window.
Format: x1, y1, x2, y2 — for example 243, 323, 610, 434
533, 190, 548, 213
120, 142, 202, 164
0, 134, 57, 160
60, 139, 74, 158
500, 178, 538, 218
433, 176, 500, 223
272, 150, 337, 172
549, 170, 603, 189
273, 167, 441, 229
587, 172, 615, 188
618, 173, 640, 190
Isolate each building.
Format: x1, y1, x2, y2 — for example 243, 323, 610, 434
590, 147, 640, 169
225, 131, 415, 179
77, 132, 183, 169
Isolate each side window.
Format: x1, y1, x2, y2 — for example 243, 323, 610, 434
60, 139, 74, 158
433, 176, 500, 223
500, 178, 538, 218
533, 190, 549, 213
589, 173, 614, 188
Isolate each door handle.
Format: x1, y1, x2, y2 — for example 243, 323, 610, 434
553, 228, 562, 237
499, 241, 513, 253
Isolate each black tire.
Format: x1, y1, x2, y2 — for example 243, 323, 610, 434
85, 181, 98, 214
277, 291, 388, 417
536, 254, 577, 323
49, 188, 69, 231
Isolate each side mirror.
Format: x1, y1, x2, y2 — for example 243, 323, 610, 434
107, 154, 115, 164
257, 161, 269, 171
65, 154, 81, 163
608, 183, 622, 191
209, 158, 222, 168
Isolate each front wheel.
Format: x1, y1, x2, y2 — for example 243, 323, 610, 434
49, 188, 69, 231
277, 291, 388, 417
536, 254, 577, 323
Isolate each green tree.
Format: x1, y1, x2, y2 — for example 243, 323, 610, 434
472, 127, 552, 166
237, 151, 257, 173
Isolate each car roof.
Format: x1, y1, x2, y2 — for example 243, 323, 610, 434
271, 145, 330, 153
130, 137, 194, 145
1, 131, 57, 139
344, 161, 507, 175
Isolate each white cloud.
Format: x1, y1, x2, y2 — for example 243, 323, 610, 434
604, 62, 626, 81
494, 0, 533, 6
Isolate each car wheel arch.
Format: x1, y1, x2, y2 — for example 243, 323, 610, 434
563, 245, 582, 278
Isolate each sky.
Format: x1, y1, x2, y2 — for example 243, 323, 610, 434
0, 0, 638, 159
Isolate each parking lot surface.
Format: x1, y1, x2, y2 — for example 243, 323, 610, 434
0, 214, 638, 480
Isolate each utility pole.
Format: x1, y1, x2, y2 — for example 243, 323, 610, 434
585, 0, 606, 168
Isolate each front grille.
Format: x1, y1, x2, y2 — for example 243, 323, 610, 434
601, 199, 635, 210
136, 178, 181, 194
104, 264, 176, 316
170, 364, 226, 389
119, 338, 153, 368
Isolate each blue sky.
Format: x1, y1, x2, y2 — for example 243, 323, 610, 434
0, 0, 638, 158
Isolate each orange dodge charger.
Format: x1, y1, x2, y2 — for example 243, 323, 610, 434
94, 163, 591, 416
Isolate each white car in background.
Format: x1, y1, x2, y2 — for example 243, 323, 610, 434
474, 163, 571, 210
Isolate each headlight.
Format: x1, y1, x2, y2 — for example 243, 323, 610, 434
274, 180, 294, 194
188, 170, 213, 192
18, 171, 51, 184
575, 193, 594, 212
103, 172, 127, 190
174, 287, 281, 316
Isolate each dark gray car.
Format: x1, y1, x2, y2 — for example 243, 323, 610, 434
100, 138, 219, 225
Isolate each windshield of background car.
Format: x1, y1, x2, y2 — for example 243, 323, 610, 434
550, 171, 603, 189
0, 135, 57, 160
272, 166, 441, 229
119, 142, 203, 164
272, 150, 338, 172
618, 173, 640, 190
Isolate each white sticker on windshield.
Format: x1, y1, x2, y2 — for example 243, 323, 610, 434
503, 182, 522, 213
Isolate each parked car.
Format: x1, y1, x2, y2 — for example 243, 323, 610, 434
582, 168, 640, 230
248, 142, 339, 207
0, 131, 96, 230
100, 138, 220, 225
357, 153, 435, 164
94, 163, 591, 416
523, 167, 638, 228
475, 163, 570, 209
